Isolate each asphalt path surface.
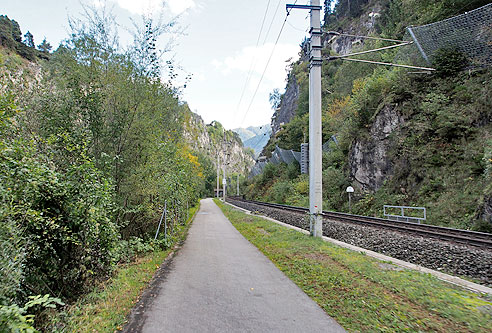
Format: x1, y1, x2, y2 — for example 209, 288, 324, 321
125, 198, 345, 332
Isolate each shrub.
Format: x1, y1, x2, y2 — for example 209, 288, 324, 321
432, 47, 468, 77
0, 96, 118, 303
270, 181, 292, 204
0, 295, 63, 332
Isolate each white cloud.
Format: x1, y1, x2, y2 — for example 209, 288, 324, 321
214, 43, 299, 87
167, 0, 196, 14
206, 43, 300, 128
112, 0, 195, 15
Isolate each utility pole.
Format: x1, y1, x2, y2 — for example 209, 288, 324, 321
216, 152, 220, 198
222, 163, 227, 201
287, 0, 323, 237
237, 174, 240, 196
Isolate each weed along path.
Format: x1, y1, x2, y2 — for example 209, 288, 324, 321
123, 198, 345, 332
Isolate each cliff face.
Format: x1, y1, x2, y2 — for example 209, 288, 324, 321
349, 104, 404, 191
326, 3, 382, 56
271, 73, 300, 136
184, 112, 255, 174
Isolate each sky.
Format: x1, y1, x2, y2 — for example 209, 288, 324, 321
2, 0, 316, 129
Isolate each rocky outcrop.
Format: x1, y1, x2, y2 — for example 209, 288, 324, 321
184, 113, 254, 174
476, 195, 492, 231
324, 5, 382, 56
349, 104, 403, 191
271, 74, 299, 136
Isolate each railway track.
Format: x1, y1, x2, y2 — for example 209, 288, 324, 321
228, 197, 492, 249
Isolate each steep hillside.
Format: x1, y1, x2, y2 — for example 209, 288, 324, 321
246, 0, 492, 232
185, 113, 255, 174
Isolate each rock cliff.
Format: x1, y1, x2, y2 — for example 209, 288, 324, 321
271, 73, 300, 136
349, 104, 404, 191
184, 112, 255, 174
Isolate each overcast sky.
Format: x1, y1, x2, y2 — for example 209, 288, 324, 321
3, 0, 315, 129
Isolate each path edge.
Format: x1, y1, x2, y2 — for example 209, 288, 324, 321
122, 201, 201, 333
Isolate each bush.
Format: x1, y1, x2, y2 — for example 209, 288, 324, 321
270, 181, 292, 204
0, 96, 118, 303
287, 162, 300, 180
432, 47, 468, 77
0, 295, 63, 332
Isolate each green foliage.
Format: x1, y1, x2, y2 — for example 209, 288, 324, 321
432, 47, 468, 77
0, 8, 214, 330
253, 1, 492, 230
0, 15, 21, 50
334, 0, 371, 19
0, 95, 118, 302
0, 16, 37, 61
378, 0, 492, 38
36, 38, 51, 53
0, 295, 63, 333
323, 167, 351, 210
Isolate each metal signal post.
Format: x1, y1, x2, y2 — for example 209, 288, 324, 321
287, 1, 323, 237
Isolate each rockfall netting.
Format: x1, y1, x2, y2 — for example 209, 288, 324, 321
249, 136, 338, 177
400, 3, 492, 69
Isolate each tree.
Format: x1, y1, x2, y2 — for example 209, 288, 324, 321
269, 88, 282, 110
0, 15, 21, 50
23, 31, 34, 48
324, 0, 334, 25
37, 37, 52, 53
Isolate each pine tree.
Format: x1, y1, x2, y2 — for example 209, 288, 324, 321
23, 30, 34, 47
37, 37, 52, 53
324, 0, 334, 25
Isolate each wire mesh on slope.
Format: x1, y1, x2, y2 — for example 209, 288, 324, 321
405, 3, 492, 69
249, 136, 338, 178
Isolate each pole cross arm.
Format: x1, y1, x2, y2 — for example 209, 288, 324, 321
286, 4, 322, 11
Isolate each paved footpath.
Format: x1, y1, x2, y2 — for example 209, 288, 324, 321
126, 198, 345, 333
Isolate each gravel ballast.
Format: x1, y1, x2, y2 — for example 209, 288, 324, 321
228, 198, 492, 287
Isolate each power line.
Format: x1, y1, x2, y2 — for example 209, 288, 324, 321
287, 20, 308, 32
261, 0, 284, 46
239, 0, 299, 127
235, 0, 273, 113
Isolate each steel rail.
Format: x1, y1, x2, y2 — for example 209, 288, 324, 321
228, 197, 492, 249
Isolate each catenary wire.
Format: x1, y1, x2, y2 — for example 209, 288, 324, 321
238, 0, 299, 127
235, 0, 273, 114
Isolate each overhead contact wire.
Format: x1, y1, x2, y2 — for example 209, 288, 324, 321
235, 0, 273, 115
239, 0, 299, 127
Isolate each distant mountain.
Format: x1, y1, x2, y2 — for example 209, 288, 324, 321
233, 124, 271, 157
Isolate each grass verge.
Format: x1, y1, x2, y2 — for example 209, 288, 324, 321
215, 199, 492, 332
46, 202, 200, 332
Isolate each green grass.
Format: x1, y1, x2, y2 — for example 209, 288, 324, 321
215, 199, 492, 332
45, 203, 200, 332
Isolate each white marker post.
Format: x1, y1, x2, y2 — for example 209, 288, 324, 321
346, 186, 354, 213
222, 176, 227, 202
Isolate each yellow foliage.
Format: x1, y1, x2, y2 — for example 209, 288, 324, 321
178, 146, 204, 179
352, 78, 367, 95
186, 151, 199, 168
327, 96, 351, 118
